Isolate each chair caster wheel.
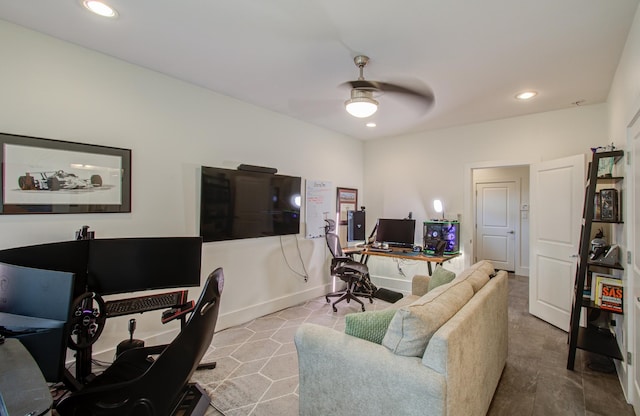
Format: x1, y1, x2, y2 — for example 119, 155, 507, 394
361, 306, 366, 312
325, 297, 330, 303
369, 298, 374, 303
332, 306, 337, 313
347, 299, 351, 303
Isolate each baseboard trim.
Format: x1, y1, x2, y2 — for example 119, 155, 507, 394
370, 274, 411, 294
216, 283, 332, 331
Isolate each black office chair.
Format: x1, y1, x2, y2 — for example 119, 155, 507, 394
324, 220, 374, 312
55, 268, 225, 416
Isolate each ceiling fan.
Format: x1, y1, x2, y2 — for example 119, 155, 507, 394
342, 55, 435, 118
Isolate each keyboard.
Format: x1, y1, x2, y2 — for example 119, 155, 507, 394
367, 247, 393, 253
105, 290, 189, 317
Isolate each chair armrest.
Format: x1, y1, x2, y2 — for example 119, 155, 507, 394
294, 324, 445, 416
333, 256, 354, 262
332, 258, 368, 275
412, 274, 431, 296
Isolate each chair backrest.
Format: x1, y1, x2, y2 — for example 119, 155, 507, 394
141, 267, 223, 404
325, 232, 344, 258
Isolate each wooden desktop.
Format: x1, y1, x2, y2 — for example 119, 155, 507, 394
343, 246, 460, 275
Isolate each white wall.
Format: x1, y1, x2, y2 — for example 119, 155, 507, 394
363, 104, 608, 288
0, 20, 364, 356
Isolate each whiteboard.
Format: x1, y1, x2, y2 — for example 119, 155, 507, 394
305, 180, 333, 239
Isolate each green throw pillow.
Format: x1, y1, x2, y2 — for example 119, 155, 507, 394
427, 265, 456, 291
345, 309, 397, 344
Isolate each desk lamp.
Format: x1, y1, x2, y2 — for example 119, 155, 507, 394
433, 199, 444, 220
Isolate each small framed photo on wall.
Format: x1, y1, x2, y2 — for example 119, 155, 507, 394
336, 187, 358, 225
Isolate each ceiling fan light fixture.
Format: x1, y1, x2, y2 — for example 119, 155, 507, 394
345, 89, 378, 118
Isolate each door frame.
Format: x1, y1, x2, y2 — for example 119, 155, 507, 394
622, 101, 640, 410
464, 160, 531, 275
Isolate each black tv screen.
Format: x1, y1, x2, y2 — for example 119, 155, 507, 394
200, 166, 301, 242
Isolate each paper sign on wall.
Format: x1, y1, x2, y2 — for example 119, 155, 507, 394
305, 180, 333, 239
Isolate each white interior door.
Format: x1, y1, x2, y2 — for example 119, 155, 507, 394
629, 112, 640, 412
475, 181, 518, 271
529, 154, 584, 331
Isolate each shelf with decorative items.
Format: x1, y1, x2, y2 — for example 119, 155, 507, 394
567, 148, 625, 370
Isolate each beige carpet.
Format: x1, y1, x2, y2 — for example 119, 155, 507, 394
191, 294, 393, 416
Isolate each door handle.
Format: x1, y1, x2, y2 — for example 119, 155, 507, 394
507, 230, 515, 234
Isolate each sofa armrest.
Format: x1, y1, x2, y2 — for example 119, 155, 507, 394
421, 270, 508, 416
412, 274, 431, 296
295, 323, 446, 416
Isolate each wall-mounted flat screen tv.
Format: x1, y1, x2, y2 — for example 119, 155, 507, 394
200, 166, 302, 242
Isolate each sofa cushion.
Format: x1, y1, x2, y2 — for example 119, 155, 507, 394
411, 274, 431, 297
427, 265, 456, 291
345, 309, 397, 344
382, 279, 474, 357
451, 261, 494, 292
474, 260, 496, 277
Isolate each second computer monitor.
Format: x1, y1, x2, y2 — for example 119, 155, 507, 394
0, 262, 75, 382
375, 218, 416, 248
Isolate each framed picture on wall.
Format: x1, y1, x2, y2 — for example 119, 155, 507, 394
336, 187, 357, 225
0, 132, 131, 214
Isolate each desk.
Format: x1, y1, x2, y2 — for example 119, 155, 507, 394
0, 338, 52, 416
344, 246, 460, 275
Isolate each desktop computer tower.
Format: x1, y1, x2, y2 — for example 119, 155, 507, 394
347, 210, 366, 241
423, 220, 460, 255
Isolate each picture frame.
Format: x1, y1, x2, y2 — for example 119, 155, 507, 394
599, 188, 618, 222
336, 187, 358, 225
0, 133, 131, 214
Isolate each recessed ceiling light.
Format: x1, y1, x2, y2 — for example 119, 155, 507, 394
515, 91, 537, 100
83, 0, 118, 18
366, 122, 377, 128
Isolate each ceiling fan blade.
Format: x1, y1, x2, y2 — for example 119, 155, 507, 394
342, 80, 435, 107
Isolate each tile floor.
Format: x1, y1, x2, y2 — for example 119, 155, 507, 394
192, 273, 635, 415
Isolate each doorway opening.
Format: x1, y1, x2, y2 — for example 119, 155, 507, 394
469, 164, 530, 276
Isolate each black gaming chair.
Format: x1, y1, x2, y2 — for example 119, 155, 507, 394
56, 268, 225, 416
324, 220, 374, 312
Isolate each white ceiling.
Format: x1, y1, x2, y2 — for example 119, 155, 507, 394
1, 0, 638, 140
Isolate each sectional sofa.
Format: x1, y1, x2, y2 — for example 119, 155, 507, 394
294, 260, 508, 416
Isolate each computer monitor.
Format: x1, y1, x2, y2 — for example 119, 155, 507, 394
0, 262, 75, 382
0, 237, 203, 296
87, 237, 202, 295
375, 218, 416, 248
0, 240, 90, 295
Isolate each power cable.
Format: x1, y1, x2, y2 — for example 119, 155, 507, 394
279, 235, 310, 282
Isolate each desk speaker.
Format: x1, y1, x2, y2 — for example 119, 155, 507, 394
347, 210, 366, 241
